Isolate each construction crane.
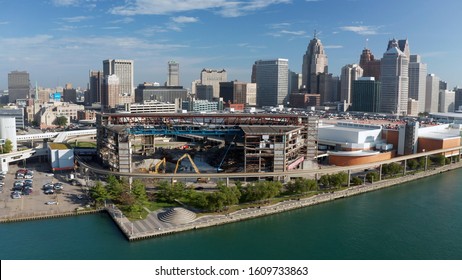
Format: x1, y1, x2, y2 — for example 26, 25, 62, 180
174, 153, 208, 183
148, 158, 166, 174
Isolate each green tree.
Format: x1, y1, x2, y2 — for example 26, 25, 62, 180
131, 179, 149, 206
106, 175, 124, 201
366, 171, 379, 183
286, 178, 318, 194
2, 139, 13, 154
54, 116, 68, 127
319, 175, 330, 188
216, 181, 241, 207
156, 181, 186, 203
407, 159, 419, 170
351, 176, 363, 186
241, 181, 282, 203
89, 181, 109, 207
431, 154, 446, 166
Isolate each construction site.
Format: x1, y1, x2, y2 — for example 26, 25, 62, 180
95, 113, 319, 181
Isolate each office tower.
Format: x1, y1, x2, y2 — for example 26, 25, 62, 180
134, 83, 187, 104
340, 64, 363, 105
254, 59, 289, 107
407, 98, 419, 116
301, 34, 328, 92
200, 69, 227, 99
379, 39, 409, 115
439, 80, 447, 91
196, 84, 214, 101
103, 59, 134, 101
101, 74, 120, 112
439, 90, 455, 113
454, 88, 462, 112
387, 39, 410, 58
63, 86, 77, 103
289, 71, 302, 94
351, 77, 381, 113
425, 74, 440, 113
8, 71, 30, 103
219, 81, 257, 106
359, 48, 381, 81
89, 70, 103, 104
167, 61, 179, 86
408, 55, 427, 113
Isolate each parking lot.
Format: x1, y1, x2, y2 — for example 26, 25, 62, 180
0, 162, 91, 220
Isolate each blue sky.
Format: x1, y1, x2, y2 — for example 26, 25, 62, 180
0, 0, 461, 90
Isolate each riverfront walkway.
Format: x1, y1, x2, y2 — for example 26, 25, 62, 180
107, 161, 462, 241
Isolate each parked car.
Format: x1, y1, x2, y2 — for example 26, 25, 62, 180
53, 183, 63, 190
45, 201, 58, 205
11, 191, 21, 199
44, 189, 54, 195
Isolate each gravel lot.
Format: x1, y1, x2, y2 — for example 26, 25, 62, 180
0, 162, 91, 221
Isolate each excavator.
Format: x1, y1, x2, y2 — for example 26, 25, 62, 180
174, 153, 209, 183
148, 158, 167, 174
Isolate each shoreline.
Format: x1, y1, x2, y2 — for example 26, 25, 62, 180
1, 162, 460, 238
107, 161, 462, 241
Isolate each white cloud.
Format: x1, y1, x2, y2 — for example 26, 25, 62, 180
110, 0, 291, 17
171, 16, 199, 23
51, 0, 80, 6
61, 16, 92, 23
0, 21, 9, 25
340, 25, 380, 35
324, 45, 343, 49
110, 17, 135, 24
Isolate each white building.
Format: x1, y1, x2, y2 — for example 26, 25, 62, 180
340, 64, 363, 105
425, 74, 440, 113
380, 39, 409, 115
408, 55, 427, 113
318, 122, 384, 151
200, 69, 227, 99
103, 59, 134, 101
439, 89, 455, 113
0, 117, 17, 151
116, 100, 177, 113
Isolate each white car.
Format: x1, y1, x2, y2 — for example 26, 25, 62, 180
45, 201, 58, 205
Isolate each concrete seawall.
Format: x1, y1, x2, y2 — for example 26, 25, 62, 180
109, 162, 462, 241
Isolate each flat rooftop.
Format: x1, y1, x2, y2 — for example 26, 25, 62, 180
48, 143, 71, 150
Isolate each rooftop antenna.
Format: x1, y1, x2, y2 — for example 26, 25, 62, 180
35, 81, 38, 101
314, 29, 318, 39
365, 38, 369, 49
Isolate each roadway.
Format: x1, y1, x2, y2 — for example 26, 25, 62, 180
77, 146, 462, 180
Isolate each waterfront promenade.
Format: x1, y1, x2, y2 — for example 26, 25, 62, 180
107, 161, 462, 241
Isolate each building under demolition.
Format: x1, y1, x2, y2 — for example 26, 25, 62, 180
96, 113, 319, 175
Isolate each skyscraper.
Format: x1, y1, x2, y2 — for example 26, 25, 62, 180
340, 64, 363, 105
351, 77, 381, 113
408, 55, 427, 113
167, 61, 179, 86
254, 58, 289, 107
8, 71, 30, 103
103, 59, 134, 101
288, 71, 302, 94
200, 69, 227, 100
301, 34, 328, 93
379, 39, 409, 115
359, 48, 381, 81
425, 74, 440, 113
101, 74, 120, 112
88, 70, 103, 105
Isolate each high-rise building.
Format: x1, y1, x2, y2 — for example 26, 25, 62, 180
200, 69, 227, 99
219, 81, 257, 106
196, 84, 214, 101
340, 64, 363, 105
134, 83, 187, 104
63, 87, 77, 103
408, 55, 427, 113
439, 80, 448, 91
425, 74, 440, 113
301, 34, 328, 92
359, 48, 381, 81
387, 39, 410, 58
454, 88, 462, 112
101, 74, 120, 112
8, 71, 30, 103
288, 71, 302, 94
254, 59, 289, 107
379, 39, 409, 115
167, 61, 179, 86
439, 89, 455, 113
103, 59, 134, 101
88, 70, 103, 105
351, 77, 381, 113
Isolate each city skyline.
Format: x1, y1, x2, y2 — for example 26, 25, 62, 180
1, 0, 461, 90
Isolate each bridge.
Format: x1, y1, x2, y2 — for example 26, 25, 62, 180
16, 129, 96, 143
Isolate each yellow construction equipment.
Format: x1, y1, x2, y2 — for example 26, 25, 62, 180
174, 153, 209, 183
148, 158, 167, 174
